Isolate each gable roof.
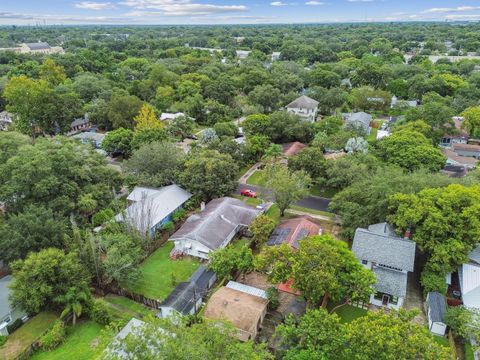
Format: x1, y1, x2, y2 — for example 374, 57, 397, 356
0, 275, 12, 318
267, 216, 321, 249
459, 263, 480, 297
71, 117, 90, 128
443, 148, 479, 167
203, 286, 268, 341
116, 185, 192, 234
352, 224, 416, 272
373, 266, 408, 297
427, 292, 446, 323
469, 246, 480, 265
169, 197, 260, 251
25, 42, 51, 50
344, 112, 372, 126
282, 142, 306, 157
453, 143, 480, 152
160, 282, 201, 315
286, 95, 319, 110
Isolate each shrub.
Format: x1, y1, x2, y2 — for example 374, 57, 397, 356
89, 299, 112, 325
172, 208, 187, 223
161, 221, 174, 233
266, 287, 280, 310
0, 335, 6, 347
92, 208, 115, 227
6, 318, 23, 334
420, 270, 448, 296
39, 320, 66, 351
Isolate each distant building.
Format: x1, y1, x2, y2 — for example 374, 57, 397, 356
271, 52, 281, 61
236, 50, 251, 59
0, 276, 27, 336
0, 42, 64, 55
72, 131, 105, 149
452, 143, 480, 159
160, 112, 186, 121
342, 112, 372, 135
0, 111, 13, 131
286, 95, 319, 123
70, 116, 91, 133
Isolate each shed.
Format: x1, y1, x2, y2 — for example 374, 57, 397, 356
426, 292, 447, 336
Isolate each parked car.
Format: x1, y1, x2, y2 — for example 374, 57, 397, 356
240, 189, 257, 198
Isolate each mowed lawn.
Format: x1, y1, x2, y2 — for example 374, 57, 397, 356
31, 320, 109, 360
0, 312, 57, 360
103, 294, 155, 321
246, 170, 267, 186
327, 303, 368, 324
125, 242, 200, 300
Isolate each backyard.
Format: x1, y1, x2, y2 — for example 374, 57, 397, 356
0, 312, 58, 360
103, 294, 155, 321
327, 302, 368, 324
125, 242, 201, 300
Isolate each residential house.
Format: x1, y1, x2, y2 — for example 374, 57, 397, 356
342, 112, 372, 135
452, 143, 480, 159
271, 52, 281, 61
281, 142, 306, 157
426, 292, 447, 336
352, 222, 416, 310
157, 266, 216, 318
204, 281, 268, 341
442, 148, 478, 169
104, 318, 147, 358
458, 246, 480, 309
116, 185, 192, 238
0, 276, 27, 336
0, 111, 13, 131
160, 112, 185, 121
267, 216, 322, 250
70, 116, 91, 133
391, 96, 418, 108
0, 42, 64, 55
285, 95, 319, 123
236, 50, 251, 59
170, 197, 260, 259
72, 131, 106, 149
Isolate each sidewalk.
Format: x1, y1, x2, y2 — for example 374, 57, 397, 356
285, 209, 341, 223
238, 162, 261, 184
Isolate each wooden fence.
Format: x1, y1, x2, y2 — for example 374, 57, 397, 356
108, 286, 162, 310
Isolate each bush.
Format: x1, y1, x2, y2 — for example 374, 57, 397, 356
92, 208, 115, 227
89, 299, 112, 325
39, 320, 66, 351
421, 270, 448, 296
213, 122, 238, 137
172, 208, 187, 223
161, 221, 174, 233
0, 335, 6, 347
6, 318, 23, 334
266, 287, 280, 310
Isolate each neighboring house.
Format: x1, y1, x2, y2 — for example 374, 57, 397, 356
426, 292, 447, 336
70, 116, 91, 133
281, 142, 306, 157
267, 216, 322, 250
0, 42, 64, 55
116, 185, 192, 238
440, 134, 468, 148
204, 281, 268, 341
72, 131, 106, 149
442, 148, 478, 169
105, 318, 147, 359
458, 246, 480, 309
452, 143, 480, 159
157, 266, 216, 318
170, 197, 260, 259
376, 130, 390, 140
271, 52, 281, 61
160, 112, 185, 121
0, 276, 27, 336
0, 111, 13, 131
391, 96, 418, 108
342, 112, 372, 135
285, 95, 319, 123
352, 222, 416, 310
236, 50, 251, 59
441, 164, 469, 178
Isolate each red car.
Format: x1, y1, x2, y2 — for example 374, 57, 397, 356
240, 189, 257, 198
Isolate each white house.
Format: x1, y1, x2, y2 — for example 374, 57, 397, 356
285, 95, 319, 123
459, 246, 480, 309
160, 112, 185, 121
0, 276, 27, 336
352, 223, 416, 310
426, 292, 447, 336
169, 197, 260, 259
116, 185, 192, 238
271, 52, 281, 61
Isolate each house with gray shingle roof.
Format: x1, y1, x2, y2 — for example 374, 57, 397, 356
286, 95, 319, 123
342, 112, 372, 135
352, 222, 416, 310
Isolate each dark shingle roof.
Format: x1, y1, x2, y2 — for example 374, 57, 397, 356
373, 266, 408, 297
286, 95, 319, 109
189, 266, 216, 291
352, 224, 416, 272
427, 292, 446, 323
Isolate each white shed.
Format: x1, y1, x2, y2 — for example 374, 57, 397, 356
426, 292, 447, 336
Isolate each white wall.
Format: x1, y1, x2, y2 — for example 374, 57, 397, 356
430, 322, 447, 336
369, 294, 403, 310
287, 107, 317, 123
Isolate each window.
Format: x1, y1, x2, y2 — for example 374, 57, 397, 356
373, 292, 383, 301
361, 260, 368, 265
390, 296, 398, 305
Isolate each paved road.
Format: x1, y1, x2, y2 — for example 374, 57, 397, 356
236, 184, 332, 212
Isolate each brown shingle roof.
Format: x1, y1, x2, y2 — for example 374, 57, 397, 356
203, 287, 268, 342
453, 143, 480, 152
268, 216, 322, 249
282, 142, 306, 157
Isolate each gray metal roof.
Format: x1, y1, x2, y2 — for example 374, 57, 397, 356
352, 226, 416, 272
226, 281, 267, 299
427, 292, 446, 323
344, 112, 372, 127
70, 117, 90, 128
170, 197, 260, 251
189, 266, 216, 291
25, 42, 51, 50
469, 246, 480, 265
373, 266, 408, 297
0, 275, 12, 319
367, 222, 398, 237
286, 95, 319, 110
159, 282, 201, 314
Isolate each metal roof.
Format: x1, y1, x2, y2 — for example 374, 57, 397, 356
25, 42, 51, 50
286, 95, 319, 110
0, 276, 12, 319
427, 292, 446, 323
352, 225, 416, 272
226, 281, 268, 299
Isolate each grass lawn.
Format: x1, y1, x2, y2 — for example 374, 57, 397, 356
0, 312, 58, 360
288, 205, 335, 218
367, 127, 378, 142
265, 204, 281, 222
309, 186, 339, 199
125, 242, 200, 300
31, 320, 109, 360
237, 163, 253, 180
432, 335, 450, 348
246, 170, 267, 186
246, 197, 262, 206
327, 304, 367, 323
465, 342, 474, 360
103, 294, 155, 321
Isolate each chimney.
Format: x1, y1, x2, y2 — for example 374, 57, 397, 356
404, 229, 411, 239
200, 202, 205, 211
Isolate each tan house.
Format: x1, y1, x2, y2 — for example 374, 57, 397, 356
204, 282, 268, 341
0, 42, 64, 55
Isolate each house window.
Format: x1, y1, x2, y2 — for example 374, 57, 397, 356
390, 296, 398, 305
373, 292, 383, 301
361, 260, 368, 265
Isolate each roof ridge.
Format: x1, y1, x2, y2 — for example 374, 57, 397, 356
355, 227, 414, 244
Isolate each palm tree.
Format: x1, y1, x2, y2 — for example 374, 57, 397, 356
55, 286, 91, 326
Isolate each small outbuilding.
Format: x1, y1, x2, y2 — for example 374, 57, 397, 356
426, 292, 447, 336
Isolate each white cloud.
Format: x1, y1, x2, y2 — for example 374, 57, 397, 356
347, 0, 374, 2
305, 1, 324, 5
121, 0, 247, 16
423, 6, 480, 14
0, 11, 130, 23
74, 1, 116, 10
270, 1, 287, 6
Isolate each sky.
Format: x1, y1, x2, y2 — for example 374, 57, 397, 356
3, 0, 480, 25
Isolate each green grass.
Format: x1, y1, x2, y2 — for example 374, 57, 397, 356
103, 294, 155, 321
230, 238, 250, 250
246, 197, 262, 206
125, 242, 200, 300
432, 335, 450, 348
246, 170, 267, 186
367, 127, 378, 142
309, 187, 339, 199
328, 304, 367, 323
31, 321, 109, 360
237, 164, 253, 180
0, 312, 58, 360
265, 204, 281, 222
465, 342, 474, 360
288, 205, 335, 218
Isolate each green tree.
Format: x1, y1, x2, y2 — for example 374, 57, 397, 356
9, 248, 90, 314
213, 121, 238, 137
208, 245, 254, 280
102, 128, 134, 156
265, 164, 311, 216
461, 106, 480, 137
249, 215, 277, 246
134, 103, 163, 132
39, 59, 67, 86
248, 84, 281, 113
108, 94, 143, 129
0, 131, 30, 165
55, 286, 91, 326
179, 149, 238, 201
288, 147, 326, 180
